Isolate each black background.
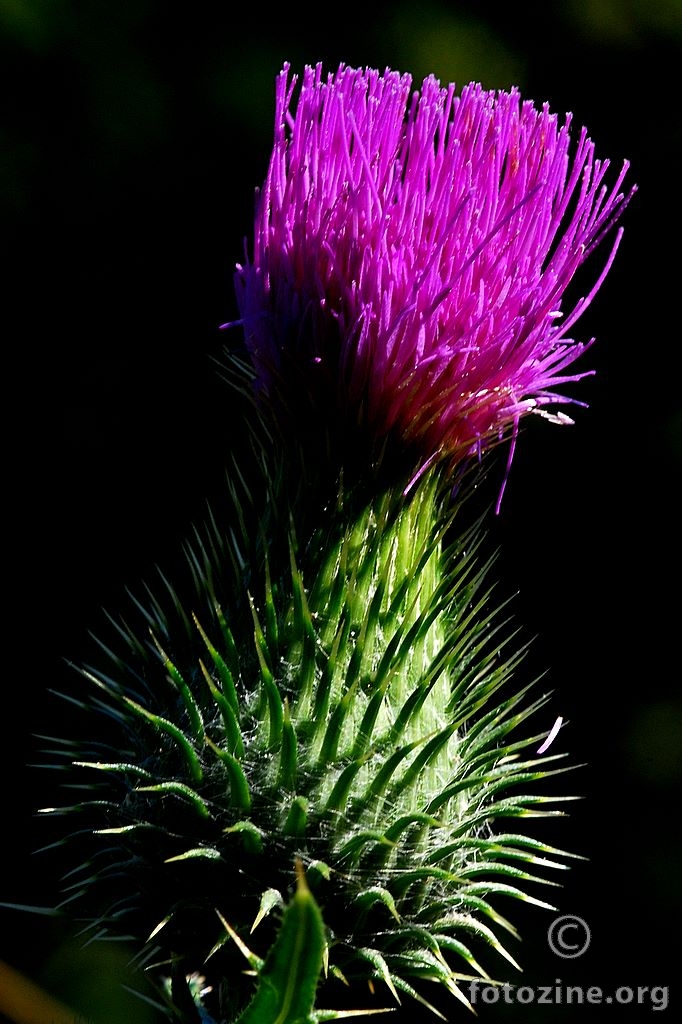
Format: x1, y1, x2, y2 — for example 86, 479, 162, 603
2, 1, 680, 1021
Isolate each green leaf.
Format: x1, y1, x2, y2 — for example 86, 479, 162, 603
135, 781, 211, 818
194, 613, 240, 714
150, 632, 205, 741
352, 886, 401, 924
356, 947, 401, 1004
200, 662, 244, 757
164, 846, 223, 863
224, 820, 265, 856
325, 757, 368, 814
120, 696, 203, 782
205, 737, 251, 809
252, 888, 284, 932
284, 796, 309, 837
235, 861, 326, 1024
279, 700, 298, 791
250, 596, 284, 748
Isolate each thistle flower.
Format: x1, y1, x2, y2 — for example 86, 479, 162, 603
230, 62, 633, 488
38, 63, 633, 1024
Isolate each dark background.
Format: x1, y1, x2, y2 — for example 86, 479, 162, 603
2, 1, 680, 1021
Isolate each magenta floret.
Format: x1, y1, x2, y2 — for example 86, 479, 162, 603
230, 62, 634, 482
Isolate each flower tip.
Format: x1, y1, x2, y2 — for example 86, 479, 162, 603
537, 715, 564, 754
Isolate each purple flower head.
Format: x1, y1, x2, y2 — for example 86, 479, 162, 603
229, 62, 634, 489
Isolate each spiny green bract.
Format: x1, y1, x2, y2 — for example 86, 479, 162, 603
41, 468, 576, 1022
